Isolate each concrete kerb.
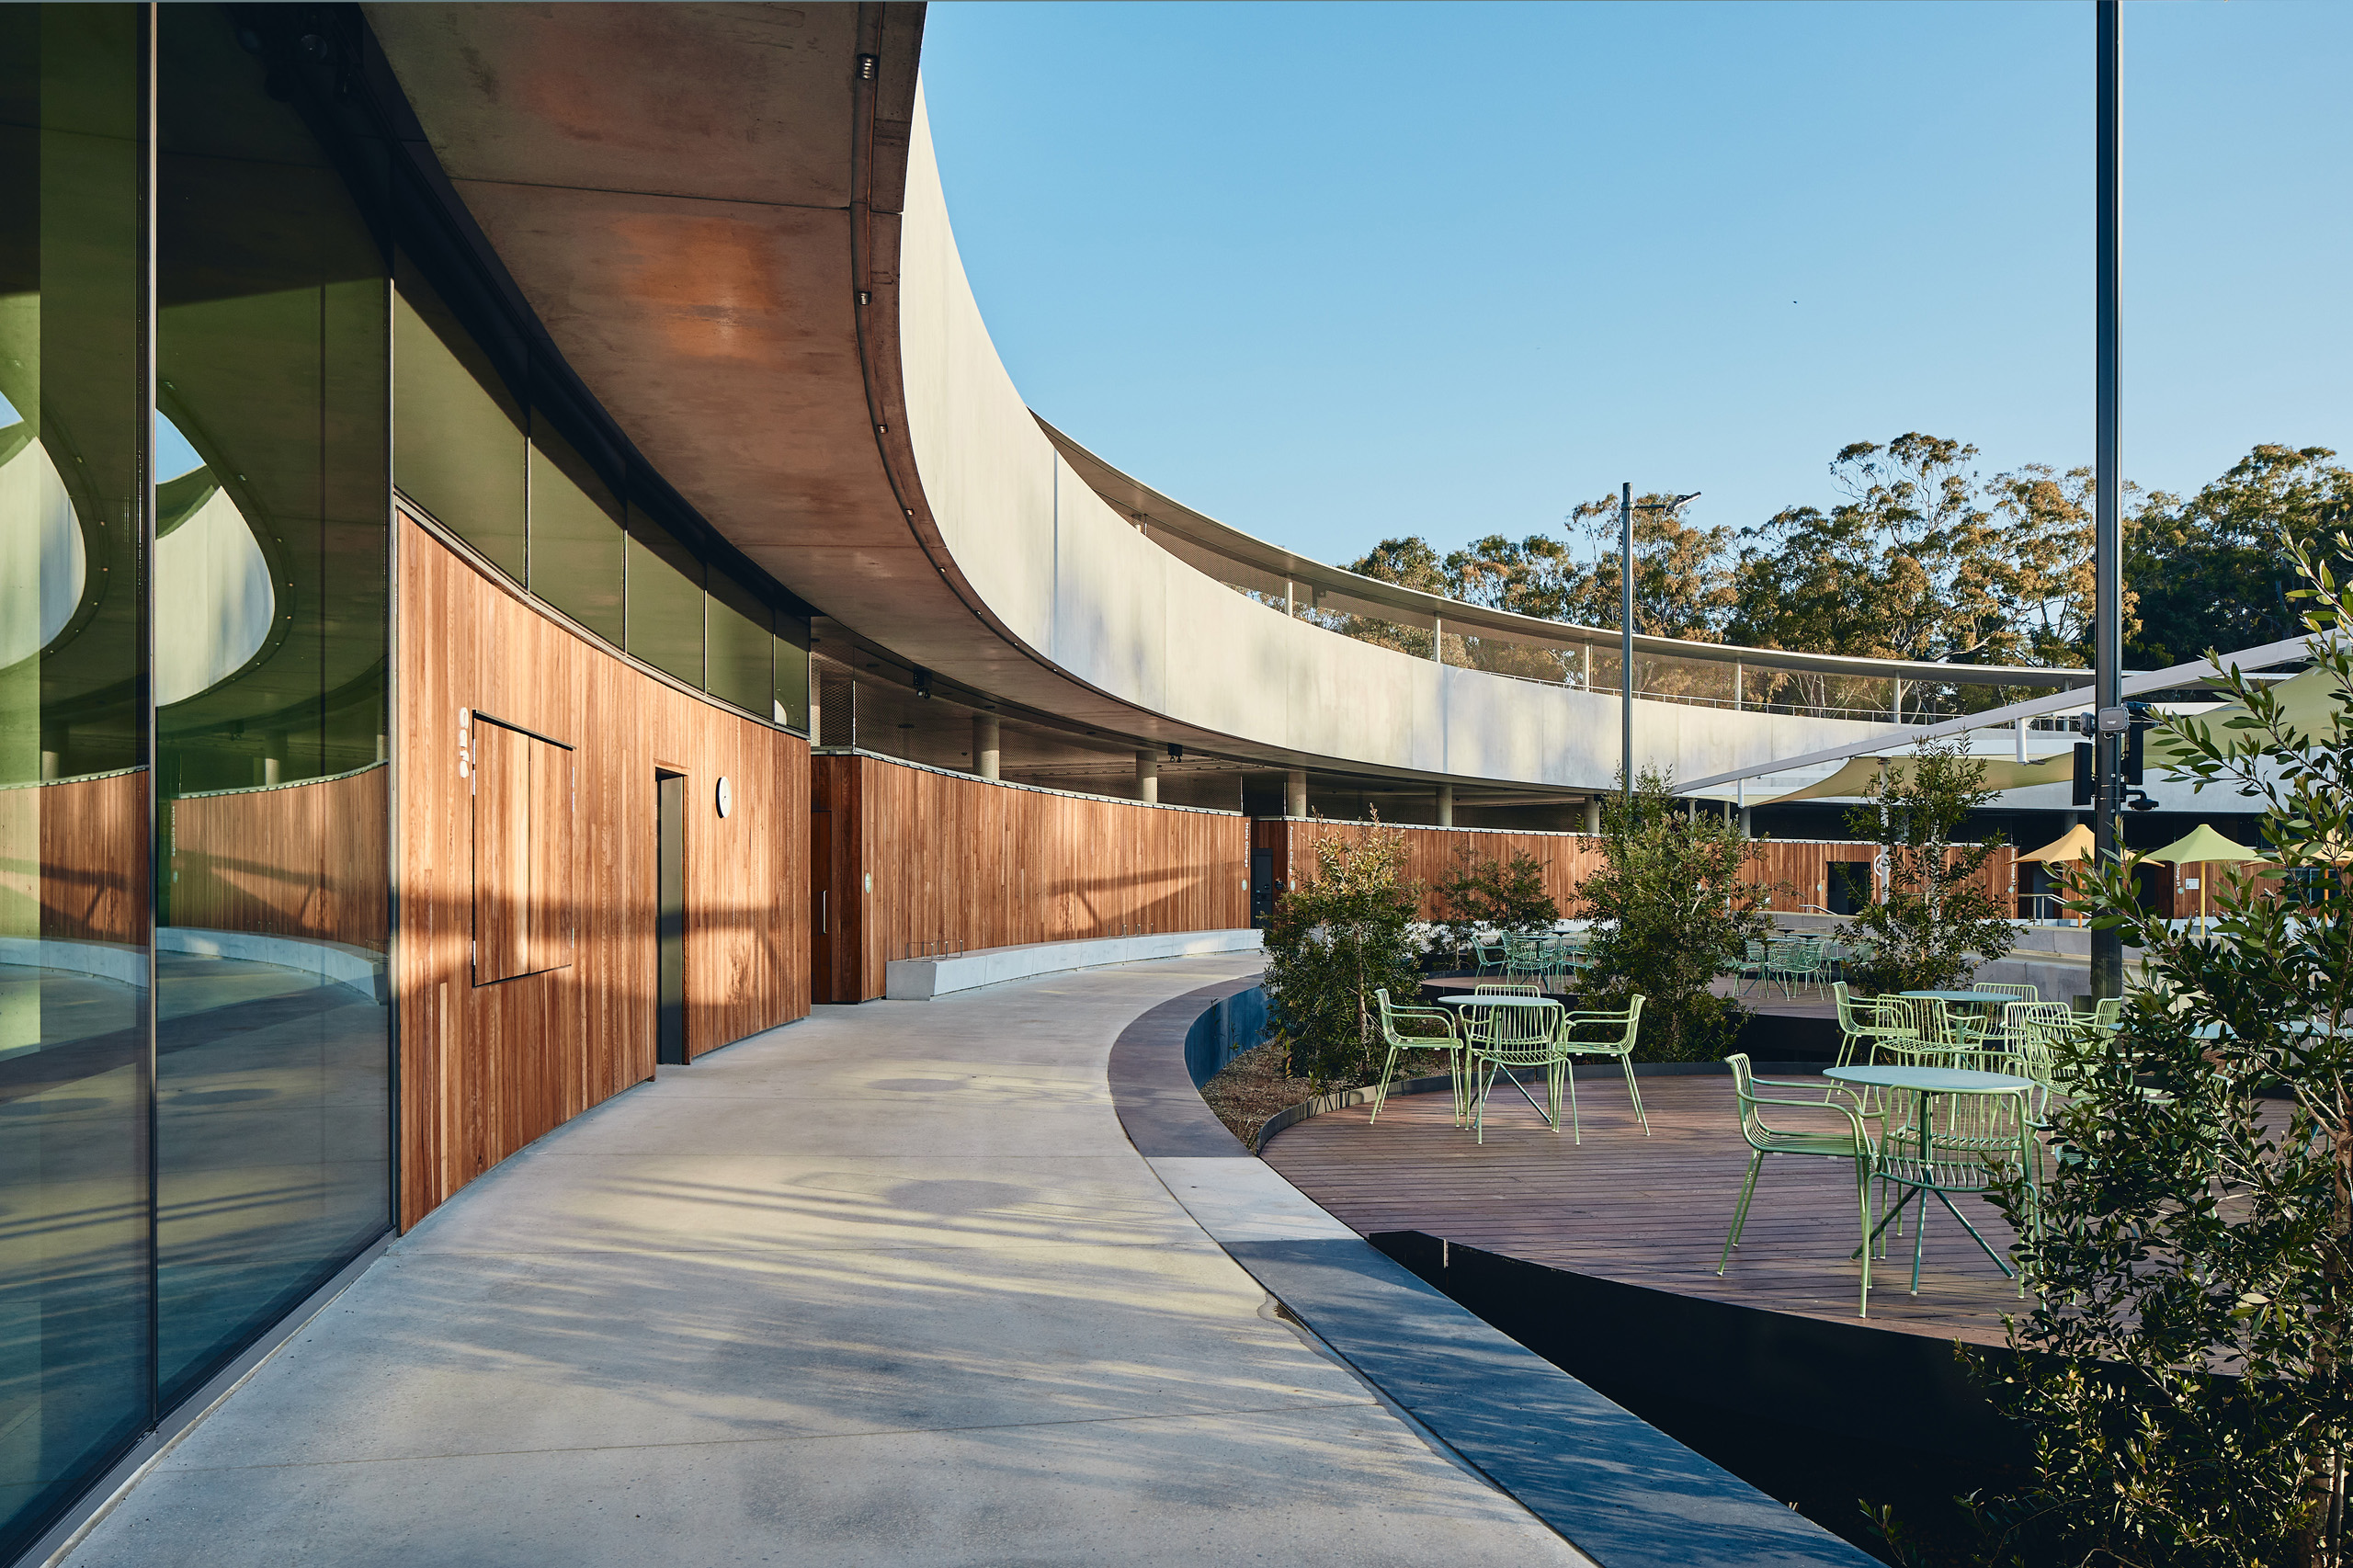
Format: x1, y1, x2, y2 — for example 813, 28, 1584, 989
1108, 979, 1878, 1568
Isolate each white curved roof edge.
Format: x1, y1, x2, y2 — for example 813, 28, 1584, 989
1036, 414, 2097, 690
1677, 633, 2320, 795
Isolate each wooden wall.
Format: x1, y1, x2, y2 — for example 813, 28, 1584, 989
1256, 817, 2008, 920
168, 766, 390, 949
813, 753, 1249, 1002
0, 771, 148, 945
397, 517, 809, 1229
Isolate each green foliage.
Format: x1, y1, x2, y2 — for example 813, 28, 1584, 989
1435, 847, 1561, 960
2127, 444, 2353, 668
1840, 738, 2015, 994
1576, 767, 1776, 1062
1971, 531, 2353, 1568
1260, 823, 1424, 1093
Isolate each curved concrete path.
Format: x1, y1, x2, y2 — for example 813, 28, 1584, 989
62, 956, 1586, 1567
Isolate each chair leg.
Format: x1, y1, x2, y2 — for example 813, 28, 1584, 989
1719, 1151, 1764, 1274
1855, 1159, 1874, 1317
1367, 1044, 1402, 1122
1550, 1061, 1567, 1140
1563, 1061, 1580, 1144
1620, 1053, 1648, 1134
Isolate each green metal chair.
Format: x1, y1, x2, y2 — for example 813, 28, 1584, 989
1502, 936, 1552, 990
1769, 937, 1827, 997
1368, 987, 1464, 1126
1718, 1052, 1882, 1317
1554, 995, 1647, 1142
1870, 1077, 2037, 1297
1733, 938, 1769, 994
1460, 995, 1568, 1143
1471, 937, 1506, 976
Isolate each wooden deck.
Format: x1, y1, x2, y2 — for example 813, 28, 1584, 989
1260, 1071, 2029, 1347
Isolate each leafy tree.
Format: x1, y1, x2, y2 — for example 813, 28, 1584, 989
1576, 767, 1777, 1062
1435, 846, 1561, 960
1840, 736, 2015, 994
1261, 822, 1424, 1091
2127, 444, 2353, 667
1562, 490, 1738, 641
1972, 530, 2353, 1568
1730, 434, 2011, 665
1984, 461, 2139, 669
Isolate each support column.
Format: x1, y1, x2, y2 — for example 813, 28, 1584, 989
1286, 768, 1307, 819
1740, 806, 1754, 835
1437, 785, 1453, 827
1136, 749, 1159, 805
1583, 797, 1601, 835
973, 713, 1000, 780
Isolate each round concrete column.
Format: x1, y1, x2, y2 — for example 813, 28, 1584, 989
973, 713, 1000, 780
1583, 797, 1601, 835
1437, 784, 1453, 827
1136, 749, 1159, 804
1286, 768, 1307, 819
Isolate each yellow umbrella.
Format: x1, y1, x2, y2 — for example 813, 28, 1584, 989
2143, 824, 2264, 932
2015, 824, 2095, 924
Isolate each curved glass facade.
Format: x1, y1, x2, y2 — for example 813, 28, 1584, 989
0, 9, 821, 1554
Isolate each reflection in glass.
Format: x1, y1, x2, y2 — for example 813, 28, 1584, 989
0, 8, 153, 1558
706, 570, 772, 717
393, 260, 524, 579
627, 503, 705, 687
528, 412, 624, 645
154, 5, 391, 1408
773, 613, 811, 732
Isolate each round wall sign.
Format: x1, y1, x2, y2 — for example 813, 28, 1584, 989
715, 776, 733, 818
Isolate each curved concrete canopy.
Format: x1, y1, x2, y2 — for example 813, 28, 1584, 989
368, 3, 1923, 793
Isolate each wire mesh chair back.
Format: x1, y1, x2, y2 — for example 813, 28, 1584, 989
1502, 936, 1552, 986
1875, 1085, 2033, 1197
1461, 999, 1564, 1067
1472, 982, 1543, 997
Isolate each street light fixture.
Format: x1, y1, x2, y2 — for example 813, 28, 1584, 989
1618, 486, 1702, 807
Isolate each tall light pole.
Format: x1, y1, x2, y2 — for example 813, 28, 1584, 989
1618, 487, 1701, 808
2091, 0, 2125, 1001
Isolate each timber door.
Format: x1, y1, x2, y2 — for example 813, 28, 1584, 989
656, 769, 686, 1064
810, 809, 835, 1004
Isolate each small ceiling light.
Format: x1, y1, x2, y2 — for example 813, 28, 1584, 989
857, 290, 871, 306
857, 53, 879, 80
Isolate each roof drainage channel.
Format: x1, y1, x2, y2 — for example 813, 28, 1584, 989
1108, 978, 1878, 1568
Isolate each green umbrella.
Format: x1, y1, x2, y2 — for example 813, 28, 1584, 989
2145, 824, 2264, 931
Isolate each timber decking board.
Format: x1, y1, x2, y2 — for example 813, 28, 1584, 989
1261, 1074, 2029, 1346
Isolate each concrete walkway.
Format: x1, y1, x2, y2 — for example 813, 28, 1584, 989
63, 956, 1586, 1566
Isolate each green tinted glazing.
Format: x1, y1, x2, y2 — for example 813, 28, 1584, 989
773, 612, 810, 732
154, 3, 391, 1408
0, 8, 152, 1558
393, 264, 523, 578
705, 569, 772, 716
626, 503, 704, 687
527, 412, 624, 644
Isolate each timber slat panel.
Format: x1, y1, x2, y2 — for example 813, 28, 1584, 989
0, 771, 148, 944
169, 767, 389, 948
1262, 1074, 2029, 1346
397, 517, 808, 1229
817, 754, 1248, 1001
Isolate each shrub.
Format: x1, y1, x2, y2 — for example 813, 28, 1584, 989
1842, 737, 2016, 994
1577, 767, 1778, 1062
1261, 821, 1423, 1091
1970, 531, 2353, 1568
1435, 847, 1562, 961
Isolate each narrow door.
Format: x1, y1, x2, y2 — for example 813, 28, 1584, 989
656, 769, 686, 1064
1249, 847, 1274, 926
809, 808, 835, 1004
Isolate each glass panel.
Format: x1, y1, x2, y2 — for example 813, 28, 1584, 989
0, 8, 153, 1556
773, 612, 810, 732
626, 502, 703, 687
527, 411, 623, 645
392, 260, 523, 580
705, 569, 771, 716
154, 4, 391, 1407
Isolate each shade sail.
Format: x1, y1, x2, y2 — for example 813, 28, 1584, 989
2145, 824, 2262, 865
2018, 824, 2095, 863
1759, 752, 2071, 807
2147, 664, 2346, 769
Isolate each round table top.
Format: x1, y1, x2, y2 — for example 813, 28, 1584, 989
1900, 990, 2018, 1003
1437, 994, 1562, 1007
1825, 1064, 2032, 1093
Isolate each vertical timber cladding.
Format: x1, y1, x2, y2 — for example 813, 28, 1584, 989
814, 754, 1250, 1002
396, 517, 810, 1228
1264, 819, 2008, 918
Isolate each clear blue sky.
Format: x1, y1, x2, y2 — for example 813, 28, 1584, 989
920, 1, 2353, 571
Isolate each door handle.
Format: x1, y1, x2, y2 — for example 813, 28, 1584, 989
819, 889, 827, 935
